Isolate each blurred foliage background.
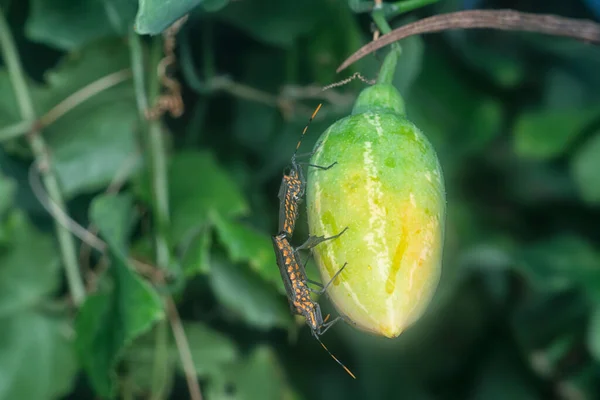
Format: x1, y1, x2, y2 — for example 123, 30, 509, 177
0, 0, 600, 399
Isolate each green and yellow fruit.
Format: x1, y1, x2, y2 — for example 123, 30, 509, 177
306, 51, 446, 338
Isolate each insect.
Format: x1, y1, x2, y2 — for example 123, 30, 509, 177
271, 229, 355, 378
278, 103, 337, 239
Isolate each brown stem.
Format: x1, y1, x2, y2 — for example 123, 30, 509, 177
337, 9, 600, 72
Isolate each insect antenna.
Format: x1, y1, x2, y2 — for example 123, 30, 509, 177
291, 103, 323, 163
313, 333, 356, 379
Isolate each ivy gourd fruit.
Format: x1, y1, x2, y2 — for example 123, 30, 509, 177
306, 50, 446, 338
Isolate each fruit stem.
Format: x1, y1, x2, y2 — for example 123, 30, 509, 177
372, 5, 400, 85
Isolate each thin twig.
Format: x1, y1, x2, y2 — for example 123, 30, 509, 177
0, 119, 35, 141
166, 297, 203, 400
28, 162, 107, 252
0, 9, 86, 305
0, 70, 132, 141
338, 9, 600, 72
39, 69, 132, 127
29, 159, 168, 281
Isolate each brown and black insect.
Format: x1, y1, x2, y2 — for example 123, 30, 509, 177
277, 103, 337, 239
271, 229, 355, 378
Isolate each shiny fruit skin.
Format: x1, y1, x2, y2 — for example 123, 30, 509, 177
306, 109, 445, 338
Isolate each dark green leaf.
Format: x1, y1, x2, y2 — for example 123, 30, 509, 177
1, 41, 140, 198
571, 132, 600, 204
0, 172, 15, 216
235, 346, 287, 400
212, 213, 284, 294
511, 291, 589, 352
41, 39, 133, 102
134, 0, 202, 35
161, 151, 248, 244
47, 102, 140, 199
0, 211, 60, 317
75, 252, 164, 397
181, 227, 212, 276
90, 192, 136, 253
515, 235, 600, 293
0, 69, 44, 128
181, 322, 239, 376
26, 0, 138, 49
201, 0, 230, 12
1, 40, 133, 128
206, 346, 290, 400
588, 305, 600, 362
0, 312, 77, 400
210, 258, 291, 330
123, 331, 177, 397
216, 0, 320, 48
513, 107, 600, 160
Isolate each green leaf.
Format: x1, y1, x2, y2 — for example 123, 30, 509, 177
123, 332, 177, 397
212, 213, 284, 294
0, 211, 60, 317
515, 235, 600, 293
0, 40, 140, 198
160, 151, 248, 244
181, 227, 212, 276
0, 172, 15, 216
201, 0, 230, 12
0, 312, 77, 400
42, 39, 133, 102
588, 305, 600, 362
511, 291, 588, 353
205, 346, 289, 400
210, 258, 291, 330
235, 347, 287, 400
571, 132, 600, 204
513, 107, 600, 160
26, 0, 138, 50
47, 101, 140, 198
216, 0, 320, 48
0, 70, 43, 128
180, 322, 239, 377
90, 192, 136, 253
134, 0, 202, 35
75, 252, 164, 397
1, 40, 133, 127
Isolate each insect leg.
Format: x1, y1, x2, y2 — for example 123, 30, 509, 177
318, 316, 343, 336
309, 262, 348, 295
295, 226, 349, 252
299, 161, 338, 170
